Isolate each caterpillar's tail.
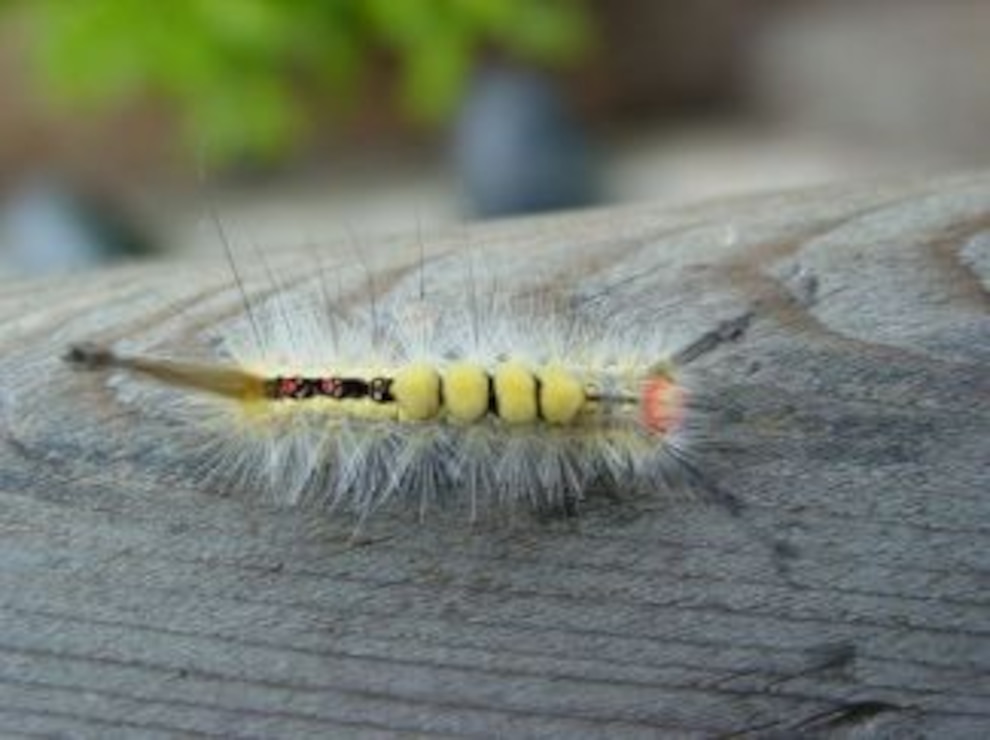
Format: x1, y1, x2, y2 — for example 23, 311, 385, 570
64, 343, 267, 402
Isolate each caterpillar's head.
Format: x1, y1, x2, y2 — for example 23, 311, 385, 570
581, 365, 687, 437
640, 371, 687, 436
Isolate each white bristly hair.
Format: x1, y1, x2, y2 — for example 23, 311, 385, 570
70, 251, 714, 530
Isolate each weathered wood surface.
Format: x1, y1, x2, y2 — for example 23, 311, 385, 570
0, 172, 987, 738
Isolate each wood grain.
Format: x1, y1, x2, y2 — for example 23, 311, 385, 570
0, 172, 988, 738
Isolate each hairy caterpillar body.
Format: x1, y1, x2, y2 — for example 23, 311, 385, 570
65, 348, 683, 436
62, 254, 729, 526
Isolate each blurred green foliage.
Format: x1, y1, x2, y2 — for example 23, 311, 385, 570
15, 0, 591, 163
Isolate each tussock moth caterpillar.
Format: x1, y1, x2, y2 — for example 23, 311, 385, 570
62, 244, 747, 528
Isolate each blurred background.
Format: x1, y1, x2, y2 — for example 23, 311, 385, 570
0, 0, 987, 274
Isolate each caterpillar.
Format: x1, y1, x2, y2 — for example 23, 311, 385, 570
62, 248, 747, 528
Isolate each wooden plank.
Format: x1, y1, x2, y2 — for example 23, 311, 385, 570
0, 172, 987, 738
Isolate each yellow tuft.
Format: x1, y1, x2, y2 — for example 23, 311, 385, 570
392, 363, 442, 421
493, 362, 538, 424
444, 362, 489, 422
539, 365, 586, 425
